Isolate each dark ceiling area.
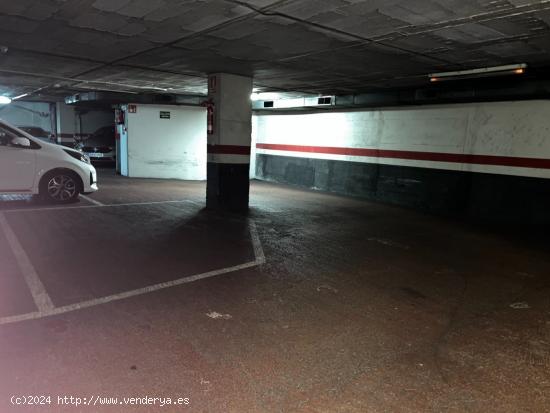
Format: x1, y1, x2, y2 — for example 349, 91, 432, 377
1, 0, 550, 100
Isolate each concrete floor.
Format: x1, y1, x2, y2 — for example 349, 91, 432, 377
0, 169, 549, 412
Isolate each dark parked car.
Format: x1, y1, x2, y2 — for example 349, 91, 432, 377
17, 126, 55, 143
76, 125, 116, 162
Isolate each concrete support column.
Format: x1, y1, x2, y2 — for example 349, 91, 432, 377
206, 73, 253, 211
56, 102, 76, 147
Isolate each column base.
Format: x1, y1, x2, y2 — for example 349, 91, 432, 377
206, 163, 250, 212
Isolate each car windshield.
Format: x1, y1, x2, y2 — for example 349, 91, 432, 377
83, 126, 115, 146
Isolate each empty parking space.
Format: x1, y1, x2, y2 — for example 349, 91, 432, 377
0, 173, 549, 412
2, 1, 550, 411
3, 202, 255, 309
0, 226, 37, 317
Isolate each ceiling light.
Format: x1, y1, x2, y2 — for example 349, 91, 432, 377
12, 93, 29, 100
0, 96, 12, 104
429, 64, 527, 82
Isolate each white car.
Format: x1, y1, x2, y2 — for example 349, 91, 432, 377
0, 120, 98, 203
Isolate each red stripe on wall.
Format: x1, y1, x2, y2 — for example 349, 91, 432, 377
256, 143, 550, 170
208, 145, 251, 155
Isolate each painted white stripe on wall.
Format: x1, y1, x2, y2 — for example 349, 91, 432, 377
252, 100, 550, 179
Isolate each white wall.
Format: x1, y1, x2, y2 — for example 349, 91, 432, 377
250, 115, 257, 178
0, 102, 114, 146
253, 100, 550, 179
0, 101, 52, 131
125, 104, 206, 180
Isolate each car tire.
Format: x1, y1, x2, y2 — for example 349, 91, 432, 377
40, 170, 82, 204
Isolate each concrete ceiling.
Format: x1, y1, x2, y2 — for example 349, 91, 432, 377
1, 0, 550, 99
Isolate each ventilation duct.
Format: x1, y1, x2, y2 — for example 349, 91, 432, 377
252, 96, 334, 110
65, 91, 203, 107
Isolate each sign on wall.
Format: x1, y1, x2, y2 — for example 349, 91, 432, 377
160, 111, 171, 119
128, 104, 137, 113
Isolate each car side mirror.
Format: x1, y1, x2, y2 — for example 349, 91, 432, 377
11, 137, 31, 148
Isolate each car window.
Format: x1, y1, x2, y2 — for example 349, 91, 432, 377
0, 125, 38, 149
0, 125, 25, 137
0, 126, 21, 146
96, 134, 114, 145
86, 127, 115, 146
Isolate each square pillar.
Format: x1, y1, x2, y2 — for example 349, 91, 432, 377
56, 102, 76, 147
206, 73, 253, 212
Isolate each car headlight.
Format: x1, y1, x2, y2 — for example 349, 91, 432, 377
64, 149, 91, 164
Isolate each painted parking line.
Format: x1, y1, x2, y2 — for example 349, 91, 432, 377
0, 199, 199, 214
0, 213, 54, 312
250, 220, 266, 264
0, 216, 265, 326
79, 194, 105, 206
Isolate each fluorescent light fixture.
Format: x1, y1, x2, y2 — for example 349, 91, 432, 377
429, 64, 527, 82
0, 96, 11, 104
12, 93, 29, 100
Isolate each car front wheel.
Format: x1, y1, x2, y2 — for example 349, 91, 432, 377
40, 171, 81, 204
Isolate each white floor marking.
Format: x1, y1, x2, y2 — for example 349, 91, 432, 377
0, 211, 265, 326
79, 194, 105, 206
0, 260, 260, 326
249, 220, 266, 264
0, 199, 198, 214
0, 213, 54, 312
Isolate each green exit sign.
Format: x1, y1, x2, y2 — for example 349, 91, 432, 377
160, 111, 171, 119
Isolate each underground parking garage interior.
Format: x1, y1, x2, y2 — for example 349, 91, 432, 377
2, 1, 550, 412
